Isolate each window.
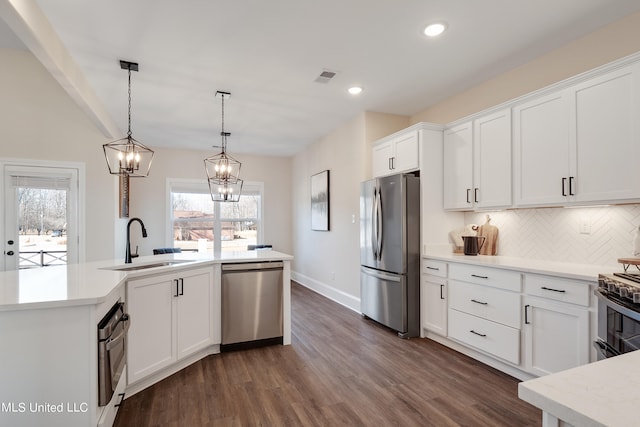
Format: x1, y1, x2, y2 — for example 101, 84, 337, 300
168, 179, 263, 253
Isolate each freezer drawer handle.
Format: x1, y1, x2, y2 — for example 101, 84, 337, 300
541, 286, 566, 293
471, 299, 488, 305
470, 330, 487, 337
471, 274, 488, 279
361, 267, 401, 282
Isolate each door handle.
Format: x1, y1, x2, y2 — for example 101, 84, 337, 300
179, 278, 184, 296
440, 284, 444, 300
371, 187, 378, 259
466, 189, 471, 204
174, 279, 180, 297
524, 304, 530, 324
474, 188, 479, 203
569, 176, 575, 196
375, 188, 383, 260
5, 251, 14, 256
562, 177, 567, 196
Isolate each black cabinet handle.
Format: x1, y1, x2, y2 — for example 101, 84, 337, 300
426, 266, 440, 271
174, 279, 179, 297
471, 299, 488, 305
471, 274, 488, 279
115, 392, 125, 407
470, 330, 487, 337
6, 251, 14, 256
541, 286, 566, 293
440, 284, 444, 300
179, 278, 184, 296
466, 189, 471, 203
524, 304, 530, 324
474, 188, 479, 203
569, 176, 575, 196
562, 177, 567, 196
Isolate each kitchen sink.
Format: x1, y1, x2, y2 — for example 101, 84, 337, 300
102, 260, 193, 272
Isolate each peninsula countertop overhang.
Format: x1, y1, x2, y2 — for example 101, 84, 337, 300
0, 250, 293, 311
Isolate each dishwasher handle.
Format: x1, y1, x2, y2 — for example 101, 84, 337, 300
222, 261, 284, 272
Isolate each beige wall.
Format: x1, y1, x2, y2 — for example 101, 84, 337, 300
0, 48, 118, 262
411, 11, 640, 124
128, 148, 292, 258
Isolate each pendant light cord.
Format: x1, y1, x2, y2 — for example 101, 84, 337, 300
127, 66, 132, 138
220, 93, 226, 151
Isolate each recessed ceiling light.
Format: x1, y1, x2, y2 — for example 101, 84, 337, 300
424, 22, 447, 37
348, 86, 363, 95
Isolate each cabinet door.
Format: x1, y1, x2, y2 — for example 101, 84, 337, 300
392, 130, 419, 173
473, 109, 512, 208
443, 122, 473, 210
513, 90, 570, 206
176, 268, 215, 359
127, 274, 176, 384
523, 296, 589, 376
421, 275, 447, 336
570, 64, 640, 203
372, 140, 394, 177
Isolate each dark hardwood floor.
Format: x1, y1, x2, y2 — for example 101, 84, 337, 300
114, 282, 541, 426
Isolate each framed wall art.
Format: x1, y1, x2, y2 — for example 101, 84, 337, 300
311, 170, 330, 231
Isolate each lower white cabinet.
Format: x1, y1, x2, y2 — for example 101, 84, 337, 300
522, 295, 590, 376
421, 275, 447, 336
127, 267, 217, 384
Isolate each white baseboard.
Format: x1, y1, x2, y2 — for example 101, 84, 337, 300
291, 271, 360, 313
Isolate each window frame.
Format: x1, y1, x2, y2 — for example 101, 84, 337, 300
166, 178, 264, 253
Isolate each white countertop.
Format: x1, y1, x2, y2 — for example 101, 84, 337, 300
0, 250, 293, 311
518, 350, 640, 427
424, 251, 619, 282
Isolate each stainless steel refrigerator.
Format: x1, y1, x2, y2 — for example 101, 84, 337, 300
360, 173, 420, 338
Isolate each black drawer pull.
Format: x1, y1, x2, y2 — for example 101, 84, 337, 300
470, 330, 487, 337
471, 299, 488, 305
440, 284, 444, 300
562, 177, 567, 196
524, 304, 530, 324
471, 274, 488, 279
426, 266, 440, 271
115, 392, 125, 407
541, 286, 566, 293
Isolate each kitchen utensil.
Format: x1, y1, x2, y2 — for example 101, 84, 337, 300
462, 235, 486, 256
477, 215, 499, 256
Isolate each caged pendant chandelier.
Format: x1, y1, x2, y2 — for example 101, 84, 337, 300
204, 91, 243, 202
103, 60, 154, 177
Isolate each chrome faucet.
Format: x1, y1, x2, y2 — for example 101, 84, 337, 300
125, 217, 148, 264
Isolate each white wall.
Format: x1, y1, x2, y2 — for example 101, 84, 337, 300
128, 147, 292, 258
0, 48, 117, 262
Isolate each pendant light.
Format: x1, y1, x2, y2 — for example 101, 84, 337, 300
204, 91, 243, 202
103, 60, 154, 177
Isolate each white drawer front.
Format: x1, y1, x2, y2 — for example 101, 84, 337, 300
448, 309, 520, 364
449, 281, 520, 328
423, 259, 447, 278
449, 263, 521, 292
524, 274, 591, 306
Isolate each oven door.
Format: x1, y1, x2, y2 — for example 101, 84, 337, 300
98, 302, 130, 406
595, 290, 640, 360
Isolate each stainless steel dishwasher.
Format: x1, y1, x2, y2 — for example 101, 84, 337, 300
221, 261, 284, 351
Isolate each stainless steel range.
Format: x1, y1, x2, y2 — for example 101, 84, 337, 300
594, 273, 640, 359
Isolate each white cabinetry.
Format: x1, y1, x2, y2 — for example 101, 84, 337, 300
421, 259, 447, 336
127, 267, 217, 384
444, 109, 511, 210
522, 274, 591, 376
447, 264, 521, 364
514, 63, 640, 207
372, 129, 419, 177
443, 122, 473, 210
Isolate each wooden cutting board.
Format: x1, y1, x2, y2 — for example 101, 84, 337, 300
477, 216, 499, 256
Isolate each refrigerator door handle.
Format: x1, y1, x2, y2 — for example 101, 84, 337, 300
375, 186, 383, 260
371, 186, 378, 259
361, 266, 401, 282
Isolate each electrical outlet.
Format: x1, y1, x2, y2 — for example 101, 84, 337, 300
580, 219, 592, 235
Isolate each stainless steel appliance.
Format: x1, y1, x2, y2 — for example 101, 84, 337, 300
221, 261, 284, 351
594, 273, 640, 360
360, 173, 420, 338
98, 301, 129, 406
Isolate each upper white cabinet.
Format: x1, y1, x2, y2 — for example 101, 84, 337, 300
514, 63, 640, 207
372, 129, 419, 177
443, 122, 473, 209
570, 63, 640, 203
444, 109, 511, 210
473, 109, 512, 209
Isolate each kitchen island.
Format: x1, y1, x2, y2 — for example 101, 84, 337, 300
518, 350, 640, 427
0, 250, 292, 427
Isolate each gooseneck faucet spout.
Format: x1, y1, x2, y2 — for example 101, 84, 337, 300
125, 217, 148, 264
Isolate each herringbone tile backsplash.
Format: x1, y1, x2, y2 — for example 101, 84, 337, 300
464, 204, 640, 267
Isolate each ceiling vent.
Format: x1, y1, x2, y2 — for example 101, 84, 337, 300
314, 69, 338, 84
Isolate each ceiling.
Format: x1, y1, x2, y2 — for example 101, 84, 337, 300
3, 1, 640, 156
